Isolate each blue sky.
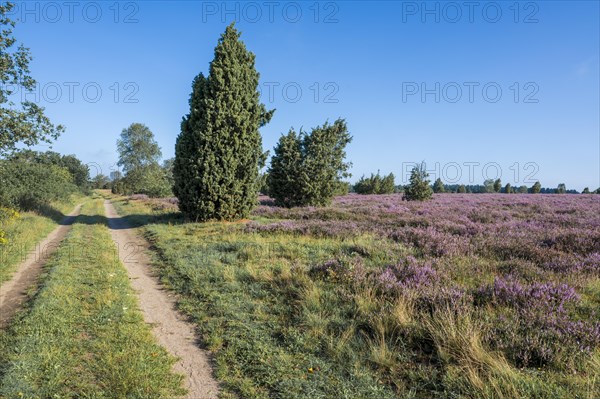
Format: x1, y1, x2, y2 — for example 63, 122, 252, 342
9, 0, 600, 190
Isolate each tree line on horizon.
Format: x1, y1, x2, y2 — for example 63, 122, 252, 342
344, 170, 596, 197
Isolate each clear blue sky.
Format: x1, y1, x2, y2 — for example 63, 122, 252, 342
10, 0, 600, 190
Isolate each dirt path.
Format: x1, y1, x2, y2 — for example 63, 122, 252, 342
103, 200, 219, 399
0, 204, 82, 328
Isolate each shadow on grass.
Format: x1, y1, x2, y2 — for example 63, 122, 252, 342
111, 212, 185, 229
73, 214, 110, 226
34, 203, 69, 224
71, 212, 185, 229
69, 212, 185, 230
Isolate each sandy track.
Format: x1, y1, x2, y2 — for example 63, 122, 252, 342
0, 204, 82, 328
104, 200, 219, 399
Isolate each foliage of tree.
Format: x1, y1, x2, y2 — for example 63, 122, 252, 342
483, 179, 495, 193
91, 174, 110, 189
117, 123, 162, 174
173, 24, 274, 220
354, 171, 395, 195
267, 119, 352, 207
0, 2, 64, 156
504, 183, 512, 194
8, 150, 89, 190
582, 187, 590, 194
432, 178, 445, 193
123, 164, 171, 197
403, 162, 433, 201
556, 183, 566, 194
518, 185, 528, 193
531, 181, 542, 194
162, 158, 175, 190
257, 172, 270, 195
457, 184, 466, 193
0, 159, 76, 210
493, 178, 502, 193
109, 171, 122, 181
334, 181, 351, 196
267, 129, 302, 206
116, 123, 170, 197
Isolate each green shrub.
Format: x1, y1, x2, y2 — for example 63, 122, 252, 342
354, 172, 395, 195
530, 181, 542, 194
334, 181, 351, 196
123, 163, 171, 198
0, 160, 76, 210
7, 150, 90, 192
403, 162, 433, 201
111, 179, 128, 195
433, 178, 445, 193
267, 119, 352, 207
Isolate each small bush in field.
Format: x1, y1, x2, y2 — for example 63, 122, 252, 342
354, 172, 395, 195
310, 256, 366, 283
376, 256, 439, 291
403, 162, 433, 201
432, 178, 445, 193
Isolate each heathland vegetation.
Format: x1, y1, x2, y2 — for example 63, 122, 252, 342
110, 192, 600, 398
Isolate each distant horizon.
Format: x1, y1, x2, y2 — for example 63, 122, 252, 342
7, 1, 599, 190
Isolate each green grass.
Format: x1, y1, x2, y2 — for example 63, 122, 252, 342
0, 193, 86, 285
109, 196, 600, 399
0, 198, 185, 398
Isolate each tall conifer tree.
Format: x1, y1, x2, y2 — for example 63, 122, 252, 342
174, 24, 273, 221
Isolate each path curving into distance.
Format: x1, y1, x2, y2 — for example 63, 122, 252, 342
104, 200, 219, 399
0, 204, 83, 328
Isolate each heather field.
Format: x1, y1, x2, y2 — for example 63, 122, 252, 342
112, 193, 600, 398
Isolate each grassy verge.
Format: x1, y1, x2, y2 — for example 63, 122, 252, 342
111, 196, 599, 399
0, 198, 185, 398
0, 193, 86, 285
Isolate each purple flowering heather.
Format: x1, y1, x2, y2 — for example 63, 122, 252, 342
374, 256, 439, 291
247, 193, 600, 370
478, 277, 580, 311
130, 194, 149, 200
477, 277, 598, 367
248, 194, 600, 274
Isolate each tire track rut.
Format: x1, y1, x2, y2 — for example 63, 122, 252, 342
104, 200, 219, 399
0, 204, 82, 328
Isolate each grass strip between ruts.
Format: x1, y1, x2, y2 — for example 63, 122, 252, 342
0, 198, 185, 399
